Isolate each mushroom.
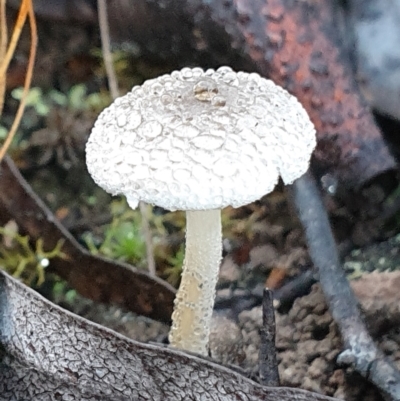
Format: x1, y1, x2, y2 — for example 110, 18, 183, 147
86, 66, 316, 356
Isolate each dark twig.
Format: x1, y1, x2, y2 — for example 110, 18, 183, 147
273, 269, 317, 312
289, 171, 400, 401
259, 288, 280, 387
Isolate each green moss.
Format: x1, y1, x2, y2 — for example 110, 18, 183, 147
84, 198, 146, 267
0, 222, 65, 286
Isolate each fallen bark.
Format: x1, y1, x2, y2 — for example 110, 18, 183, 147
0, 270, 339, 401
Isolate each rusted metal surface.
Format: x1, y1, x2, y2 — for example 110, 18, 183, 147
0, 156, 175, 322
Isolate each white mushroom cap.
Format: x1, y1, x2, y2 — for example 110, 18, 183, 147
86, 66, 316, 211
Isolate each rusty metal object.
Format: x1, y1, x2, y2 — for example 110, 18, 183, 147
0, 156, 175, 322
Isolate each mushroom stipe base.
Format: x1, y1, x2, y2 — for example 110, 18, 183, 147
168, 209, 222, 356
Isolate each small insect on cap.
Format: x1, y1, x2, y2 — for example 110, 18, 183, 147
86, 66, 316, 211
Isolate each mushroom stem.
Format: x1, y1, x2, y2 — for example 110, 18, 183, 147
168, 209, 222, 356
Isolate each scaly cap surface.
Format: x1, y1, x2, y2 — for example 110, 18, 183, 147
86, 66, 316, 211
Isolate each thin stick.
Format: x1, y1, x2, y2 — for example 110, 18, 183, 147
0, 0, 37, 161
0, 0, 6, 54
139, 201, 156, 276
259, 288, 280, 387
0, 0, 7, 116
97, 0, 156, 276
273, 269, 316, 310
0, 0, 28, 78
97, 0, 119, 100
289, 171, 400, 400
